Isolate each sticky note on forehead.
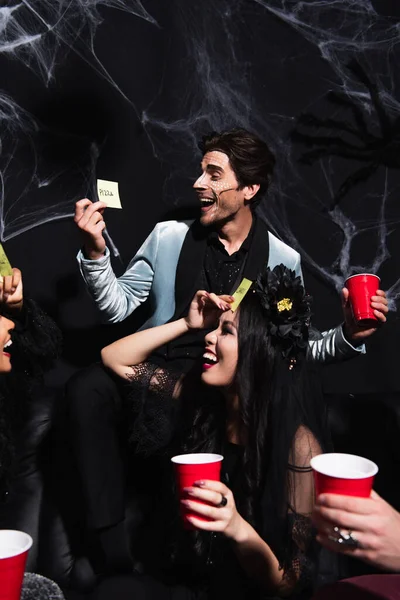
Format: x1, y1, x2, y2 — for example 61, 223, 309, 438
96, 179, 122, 209
0, 244, 12, 277
230, 278, 253, 311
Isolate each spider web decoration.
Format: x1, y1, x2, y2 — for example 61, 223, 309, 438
0, 0, 399, 308
0, 0, 158, 244
140, 0, 400, 306
0, 1, 157, 87
293, 61, 400, 210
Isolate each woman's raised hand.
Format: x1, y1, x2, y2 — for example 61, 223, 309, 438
0, 268, 23, 311
184, 290, 233, 330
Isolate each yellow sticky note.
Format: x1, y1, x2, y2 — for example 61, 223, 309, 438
96, 179, 122, 209
230, 278, 253, 311
0, 244, 12, 277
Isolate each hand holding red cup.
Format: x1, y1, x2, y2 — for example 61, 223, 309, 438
345, 273, 380, 325
311, 453, 378, 499
171, 453, 224, 529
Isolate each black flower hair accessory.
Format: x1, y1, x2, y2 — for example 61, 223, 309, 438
254, 264, 312, 360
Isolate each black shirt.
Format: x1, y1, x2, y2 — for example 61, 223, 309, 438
203, 219, 255, 296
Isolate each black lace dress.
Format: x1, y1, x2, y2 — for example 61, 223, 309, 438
108, 362, 323, 600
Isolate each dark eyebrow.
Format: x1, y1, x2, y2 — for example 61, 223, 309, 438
222, 320, 237, 328
205, 163, 224, 173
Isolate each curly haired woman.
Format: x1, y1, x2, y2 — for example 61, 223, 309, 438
0, 268, 64, 600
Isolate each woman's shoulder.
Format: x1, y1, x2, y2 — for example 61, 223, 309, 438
290, 425, 322, 469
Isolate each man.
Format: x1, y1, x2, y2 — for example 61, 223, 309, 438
75, 129, 387, 361
68, 129, 388, 575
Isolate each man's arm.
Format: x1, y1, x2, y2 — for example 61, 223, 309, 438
74, 199, 158, 323
308, 325, 365, 363
294, 256, 388, 363
77, 228, 159, 323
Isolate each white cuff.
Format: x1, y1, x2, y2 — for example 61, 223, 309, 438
340, 324, 366, 354
77, 246, 110, 267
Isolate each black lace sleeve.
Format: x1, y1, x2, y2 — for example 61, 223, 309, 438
282, 468, 318, 593
123, 362, 181, 456
280, 427, 322, 592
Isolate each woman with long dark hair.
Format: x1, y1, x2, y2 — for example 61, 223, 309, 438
99, 264, 329, 599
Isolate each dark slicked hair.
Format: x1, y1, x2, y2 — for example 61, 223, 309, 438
198, 128, 276, 206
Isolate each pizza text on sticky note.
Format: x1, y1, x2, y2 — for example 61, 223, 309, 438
96, 179, 122, 209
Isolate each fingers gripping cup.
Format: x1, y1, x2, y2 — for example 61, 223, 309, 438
0, 530, 33, 600
345, 274, 380, 325
172, 453, 224, 529
311, 453, 378, 498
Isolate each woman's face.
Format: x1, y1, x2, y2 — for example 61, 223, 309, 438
0, 315, 14, 373
201, 310, 238, 388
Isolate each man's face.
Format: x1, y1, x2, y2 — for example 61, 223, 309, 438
193, 151, 248, 226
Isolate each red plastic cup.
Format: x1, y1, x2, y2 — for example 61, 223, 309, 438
311, 453, 378, 498
171, 453, 224, 529
0, 530, 33, 600
345, 273, 380, 325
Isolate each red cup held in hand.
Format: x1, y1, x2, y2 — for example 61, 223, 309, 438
311, 453, 378, 498
345, 273, 380, 325
0, 530, 32, 600
171, 453, 224, 529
